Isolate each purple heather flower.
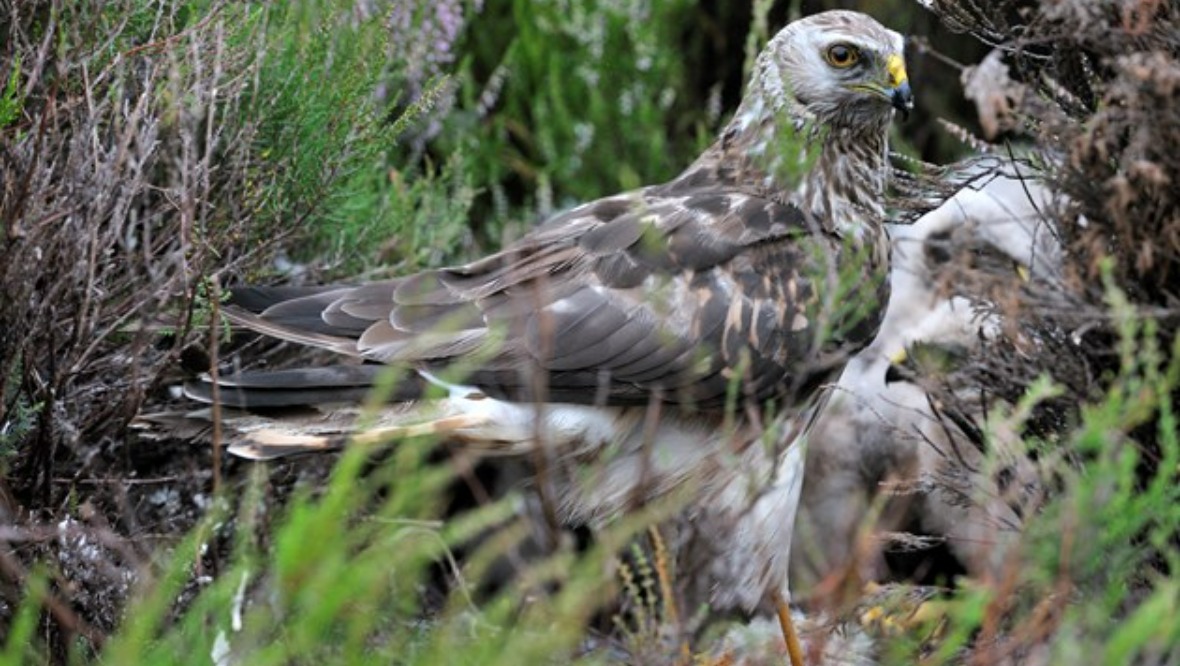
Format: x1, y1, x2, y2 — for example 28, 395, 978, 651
387, 0, 482, 142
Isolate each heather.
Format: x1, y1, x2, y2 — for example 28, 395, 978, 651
1, 0, 1178, 664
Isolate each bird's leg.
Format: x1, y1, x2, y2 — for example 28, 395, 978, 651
773, 590, 805, 666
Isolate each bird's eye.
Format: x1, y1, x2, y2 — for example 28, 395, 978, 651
824, 43, 859, 68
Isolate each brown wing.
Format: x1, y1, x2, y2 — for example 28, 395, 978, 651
219, 185, 886, 408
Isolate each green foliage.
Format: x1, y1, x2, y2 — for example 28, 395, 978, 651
228, 1, 470, 274
0, 570, 46, 666
766, 112, 824, 190
878, 266, 1180, 664
0, 55, 23, 131
0, 359, 40, 466
0, 397, 40, 465
77, 435, 685, 666
372, 153, 477, 272
611, 530, 687, 661
743, 0, 777, 79
446, 0, 705, 235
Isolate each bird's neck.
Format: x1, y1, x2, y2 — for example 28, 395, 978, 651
793, 122, 891, 242
687, 92, 892, 242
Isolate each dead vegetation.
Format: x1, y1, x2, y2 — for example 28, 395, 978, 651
890, 0, 1180, 661
916, 0, 1180, 461
0, 0, 334, 651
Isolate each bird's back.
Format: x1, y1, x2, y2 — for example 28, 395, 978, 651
212, 173, 889, 413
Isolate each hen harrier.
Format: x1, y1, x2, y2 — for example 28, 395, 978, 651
148, 11, 913, 664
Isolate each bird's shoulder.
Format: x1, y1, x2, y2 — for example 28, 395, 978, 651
451, 181, 814, 292
374, 183, 856, 402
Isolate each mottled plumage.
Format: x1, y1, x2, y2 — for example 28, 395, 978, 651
140, 11, 914, 660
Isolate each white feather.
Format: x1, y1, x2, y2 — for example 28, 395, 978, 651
793, 166, 1061, 587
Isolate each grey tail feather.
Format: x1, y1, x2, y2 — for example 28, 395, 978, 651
229, 285, 349, 313
184, 365, 431, 409
129, 411, 213, 440
219, 305, 360, 355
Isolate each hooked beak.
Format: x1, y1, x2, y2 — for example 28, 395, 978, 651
885, 54, 914, 120
891, 81, 914, 119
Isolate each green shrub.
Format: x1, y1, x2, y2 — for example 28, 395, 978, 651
443, 0, 704, 239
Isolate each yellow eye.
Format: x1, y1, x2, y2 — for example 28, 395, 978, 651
824, 43, 859, 68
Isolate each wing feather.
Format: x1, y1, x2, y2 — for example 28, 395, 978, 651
217, 184, 884, 408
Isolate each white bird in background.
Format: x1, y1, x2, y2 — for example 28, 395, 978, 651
792, 162, 1062, 596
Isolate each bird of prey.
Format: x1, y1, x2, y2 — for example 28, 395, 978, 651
791, 162, 1061, 594
146, 11, 913, 664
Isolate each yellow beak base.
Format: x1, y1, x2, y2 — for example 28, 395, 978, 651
886, 53, 908, 88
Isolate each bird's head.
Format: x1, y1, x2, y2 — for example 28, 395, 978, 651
750, 11, 913, 131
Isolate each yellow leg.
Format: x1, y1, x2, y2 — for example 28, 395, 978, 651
773, 590, 805, 666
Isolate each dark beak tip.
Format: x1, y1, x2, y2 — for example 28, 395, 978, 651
891, 84, 914, 120
884, 363, 908, 384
